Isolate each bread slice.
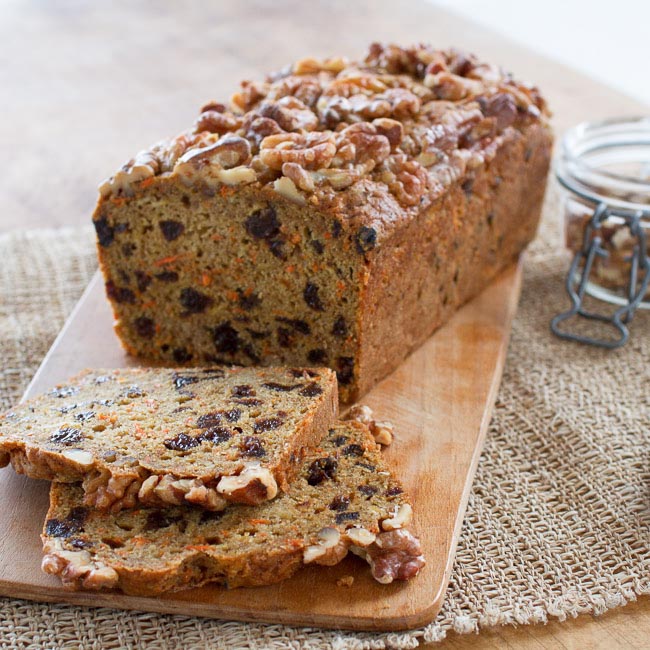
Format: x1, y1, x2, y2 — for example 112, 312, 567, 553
0, 366, 337, 511
41, 422, 425, 594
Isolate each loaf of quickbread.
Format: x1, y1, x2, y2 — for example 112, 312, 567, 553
0, 366, 337, 511
41, 422, 425, 594
92, 43, 553, 401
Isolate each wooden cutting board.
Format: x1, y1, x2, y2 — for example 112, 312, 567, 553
0, 261, 522, 632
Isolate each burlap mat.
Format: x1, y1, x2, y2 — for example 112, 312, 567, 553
1, 187, 648, 648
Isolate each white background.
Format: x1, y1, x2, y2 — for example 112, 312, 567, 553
433, 0, 649, 106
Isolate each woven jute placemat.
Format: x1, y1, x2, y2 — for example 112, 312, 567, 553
1, 186, 648, 648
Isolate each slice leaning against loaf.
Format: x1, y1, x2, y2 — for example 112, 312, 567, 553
0, 366, 337, 511
41, 422, 425, 594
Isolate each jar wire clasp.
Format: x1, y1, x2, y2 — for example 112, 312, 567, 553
551, 202, 650, 348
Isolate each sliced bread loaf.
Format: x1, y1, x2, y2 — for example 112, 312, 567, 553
0, 366, 337, 511
41, 422, 425, 594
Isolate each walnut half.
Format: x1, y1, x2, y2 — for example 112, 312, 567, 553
352, 529, 426, 584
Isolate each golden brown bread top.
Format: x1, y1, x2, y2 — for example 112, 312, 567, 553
98, 43, 550, 237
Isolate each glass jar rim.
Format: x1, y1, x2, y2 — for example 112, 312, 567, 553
556, 115, 650, 213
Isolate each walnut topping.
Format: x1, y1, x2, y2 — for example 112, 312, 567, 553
282, 162, 316, 192
99, 44, 548, 207
98, 151, 158, 198
42, 538, 119, 591
215, 166, 257, 186
178, 135, 251, 169
303, 526, 348, 566
216, 462, 278, 505
381, 503, 413, 530
273, 176, 307, 205
0, 451, 9, 468
259, 132, 336, 171
257, 96, 319, 132
293, 56, 348, 75
424, 71, 484, 100
195, 109, 243, 135
364, 529, 426, 584
373, 118, 404, 148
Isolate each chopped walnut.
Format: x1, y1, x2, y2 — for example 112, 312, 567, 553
42, 538, 119, 591
215, 166, 257, 186
381, 503, 413, 530
282, 162, 316, 192
424, 71, 485, 100
346, 404, 394, 446
372, 422, 394, 446
0, 450, 9, 468
61, 449, 94, 467
293, 56, 348, 75
138, 475, 160, 504
303, 526, 349, 566
345, 527, 377, 547
152, 474, 187, 506
379, 153, 428, 206
274, 176, 307, 205
216, 462, 278, 505
257, 96, 319, 132
185, 483, 228, 511
265, 75, 324, 109
137, 474, 227, 510
373, 118, 404, 149
99, 150, 159, 198
364, 529, 426, 584
86, 470, 143, 511
259, 132, 336, 171
243, 116, 284, 152
194, 109, 243, 135
336, 123, 390, 167
178, 135, 251, 169
347, 404, 374, 426
231, 79, 270, 113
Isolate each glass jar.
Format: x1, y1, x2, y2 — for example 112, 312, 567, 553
556, 116, 650, 309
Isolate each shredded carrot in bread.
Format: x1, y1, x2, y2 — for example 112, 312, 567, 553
153, 253, 189, 267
